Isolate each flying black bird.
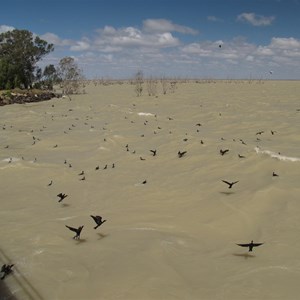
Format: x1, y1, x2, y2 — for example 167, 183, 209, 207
57, 193, 68, 202
220, 149, 229, 156
1, 264, 14, 280
178, 151, 187, 158
238, 154, 246, 158
78, 171, 84, 176
222, 180, 239, 189
236, 240, 264, 252
150, 149, 157, 156
271, 130, 277, 135
95, 165, 99, 170
65, 225, 84, 240
142, 179, 147, 184
272, 172, 279, 177
256, 131, 264, 135
47, 180, 53, 186
140, 156, 146, 161
79, 176, 86, 181
90, 215, 106, 229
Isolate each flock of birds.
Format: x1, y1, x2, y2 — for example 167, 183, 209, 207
1, 83, 286, 282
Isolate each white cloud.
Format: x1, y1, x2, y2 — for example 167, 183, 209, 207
0, 25, 15, 33
40, 32, 72, 46
70, 40, 90, 51
237, 13, 275, 26
143, 19, 198, 35
94, 25, 180, 49
270, 37, 300, 49
255, 46, 274, 56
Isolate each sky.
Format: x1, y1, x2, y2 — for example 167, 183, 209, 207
1, 0, 300, 79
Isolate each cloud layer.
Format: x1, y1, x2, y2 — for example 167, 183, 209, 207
1, 15, 300, 79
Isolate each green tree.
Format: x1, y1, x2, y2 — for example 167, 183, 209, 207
42, 64, 59, 90
0, 29, 54, 89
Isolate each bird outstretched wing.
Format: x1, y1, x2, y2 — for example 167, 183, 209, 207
222, 180, 231, 185
236, 243, 251, 247
237, 242, 263, 247
65, 225, 78, 233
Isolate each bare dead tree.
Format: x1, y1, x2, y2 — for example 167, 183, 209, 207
146, 76, 158, 96
58, 57, 85, 95
169, 80, 177, 93
160, 77, 169, 95
134, 70, 143, 97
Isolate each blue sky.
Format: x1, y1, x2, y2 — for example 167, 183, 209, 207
1, 0, 300, 79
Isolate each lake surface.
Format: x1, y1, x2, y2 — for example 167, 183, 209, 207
1, 80, 300, 299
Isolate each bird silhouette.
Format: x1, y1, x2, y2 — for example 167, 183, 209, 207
236, 240, 264, 252
220, 149, 229, 156
178, 151, 187, 158
222, 180, 239, 189
150, 149, 157, 156
47, 180, 53, 186
78, 171, 84, 176
1, 264, 14, 280
256, 131, 264, 135
272, 172, 279, 177
57, 193, 68, 202
65, 225, 84, 239
90, 215, 106, 229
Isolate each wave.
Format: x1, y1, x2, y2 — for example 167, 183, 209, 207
255, 147, 300, 162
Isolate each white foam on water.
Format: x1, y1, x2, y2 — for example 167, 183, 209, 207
55, 216, 77, 221
98, 146, 110, 151
2, 157, 20, 163
113, 135, 124, 139
137, 112, 155, 117
33, 249, 45, 256
255, 147, 300, 162
127, 227, 159, 231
